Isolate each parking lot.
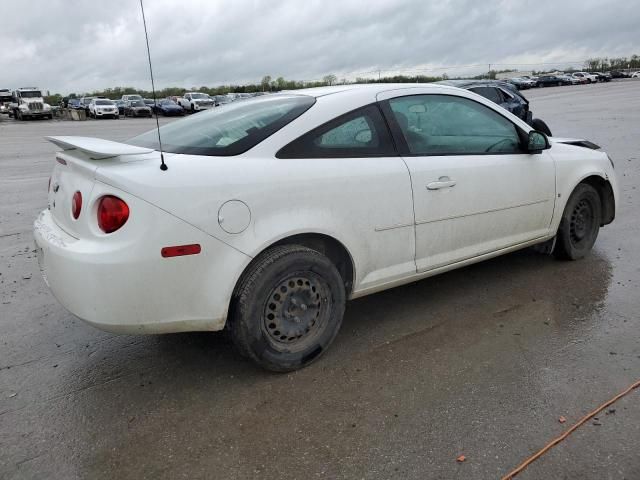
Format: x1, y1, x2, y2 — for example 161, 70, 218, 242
1, 80, 639, 479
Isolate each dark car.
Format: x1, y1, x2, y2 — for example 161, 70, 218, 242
115, 100, 126, 115
535, 75, 571, 87
67, 98, 82, 109
610, 70, 630, 79
124, 100, 152, 117
436, 80, 552, 136
507, 77, 530, 90
144, 98, 156, 108
154, 99, 184, 116
591, 72, 611, 82
213, 95, 233, 106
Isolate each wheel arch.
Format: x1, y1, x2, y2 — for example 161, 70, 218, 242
231, 232, 356, 303
576, 174, 615, 226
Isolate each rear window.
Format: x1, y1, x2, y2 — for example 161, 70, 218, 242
128, 94, 316, 156
96, 100, 114, 105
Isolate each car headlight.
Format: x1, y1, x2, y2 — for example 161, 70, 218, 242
19, 105, 28, 111
43, 104, 51, 111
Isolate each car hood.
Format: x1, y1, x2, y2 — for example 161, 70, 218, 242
549, 137, 600, 150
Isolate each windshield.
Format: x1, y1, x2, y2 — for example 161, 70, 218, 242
96, 100, 114, 105
127, 95, 142, 100
130, 101, 145, 107
191, 93, 207, 99
161, 100, 177, 105
128, 95, 315, 156
21, 91, 42, 98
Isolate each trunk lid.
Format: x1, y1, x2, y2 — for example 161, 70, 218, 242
45, 136, 154, 238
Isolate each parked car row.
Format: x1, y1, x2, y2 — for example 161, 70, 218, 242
56, 91, 269, 120
507, 71, 613, 89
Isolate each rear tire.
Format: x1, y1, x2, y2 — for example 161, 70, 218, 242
554, 184, 601, 260
228, 245, 346, 372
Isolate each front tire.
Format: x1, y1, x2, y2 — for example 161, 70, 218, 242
229, 245, 346, 372
554, 184, 601, 260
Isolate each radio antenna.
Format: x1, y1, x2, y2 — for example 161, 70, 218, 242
139, 0, 167, 171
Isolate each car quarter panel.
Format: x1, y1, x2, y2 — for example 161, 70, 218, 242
35, 180, 251, 333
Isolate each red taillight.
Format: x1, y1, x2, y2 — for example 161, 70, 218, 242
97, 195, 129, 233
161, 244, 202, 258
71, 191, 82, 219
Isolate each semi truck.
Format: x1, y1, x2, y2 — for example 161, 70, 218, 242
9, 87, 53, 120
0, 89, 12, 115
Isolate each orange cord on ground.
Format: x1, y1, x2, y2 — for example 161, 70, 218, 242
501, 378, 640, 480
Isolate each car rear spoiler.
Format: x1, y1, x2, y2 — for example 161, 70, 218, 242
46, 136, 154, 160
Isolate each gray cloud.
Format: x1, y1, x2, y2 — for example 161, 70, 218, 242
2, 0, 639, 94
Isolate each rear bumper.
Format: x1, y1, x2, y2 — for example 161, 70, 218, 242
34, 205, 250, 334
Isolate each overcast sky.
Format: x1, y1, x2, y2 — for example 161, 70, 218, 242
2, 0, 639, 94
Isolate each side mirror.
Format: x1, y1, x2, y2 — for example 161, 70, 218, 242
527, 130, 550, 153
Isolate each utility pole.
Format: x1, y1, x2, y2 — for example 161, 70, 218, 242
488, 64, 491, 79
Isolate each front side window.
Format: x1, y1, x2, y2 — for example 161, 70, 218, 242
277, 104, 395, 158
21, 91, 42, 98
387, 94, 522, 155
129, 94, 316, 156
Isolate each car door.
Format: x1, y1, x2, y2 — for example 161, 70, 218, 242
276, 103, 416, 290
379, 92, 556, 272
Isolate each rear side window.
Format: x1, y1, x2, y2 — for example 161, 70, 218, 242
277, 104, 395, 158
469, 87, 503, 104
128, 95, 315, 156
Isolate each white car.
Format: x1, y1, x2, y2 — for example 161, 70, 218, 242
88, 98, 119, 119
631, 72, 640, 78
573, 72, 599, 83
559, 74, 581, 85
178, 92, 215, 112
34, 84, 618, 371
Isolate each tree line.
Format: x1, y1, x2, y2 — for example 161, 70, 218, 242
584, 55, 640, 72
45, 54, 639, 104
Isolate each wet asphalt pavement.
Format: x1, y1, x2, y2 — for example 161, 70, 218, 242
1, 80, 639, 480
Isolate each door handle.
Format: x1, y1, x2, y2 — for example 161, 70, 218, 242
426, 176, 456, 190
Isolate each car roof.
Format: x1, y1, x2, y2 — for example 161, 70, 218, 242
434, 79, 515, 89
285, 83, 466, 98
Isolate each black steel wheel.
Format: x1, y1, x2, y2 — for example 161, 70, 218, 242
229, 245, 346, 372
554, 184, 601, 260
